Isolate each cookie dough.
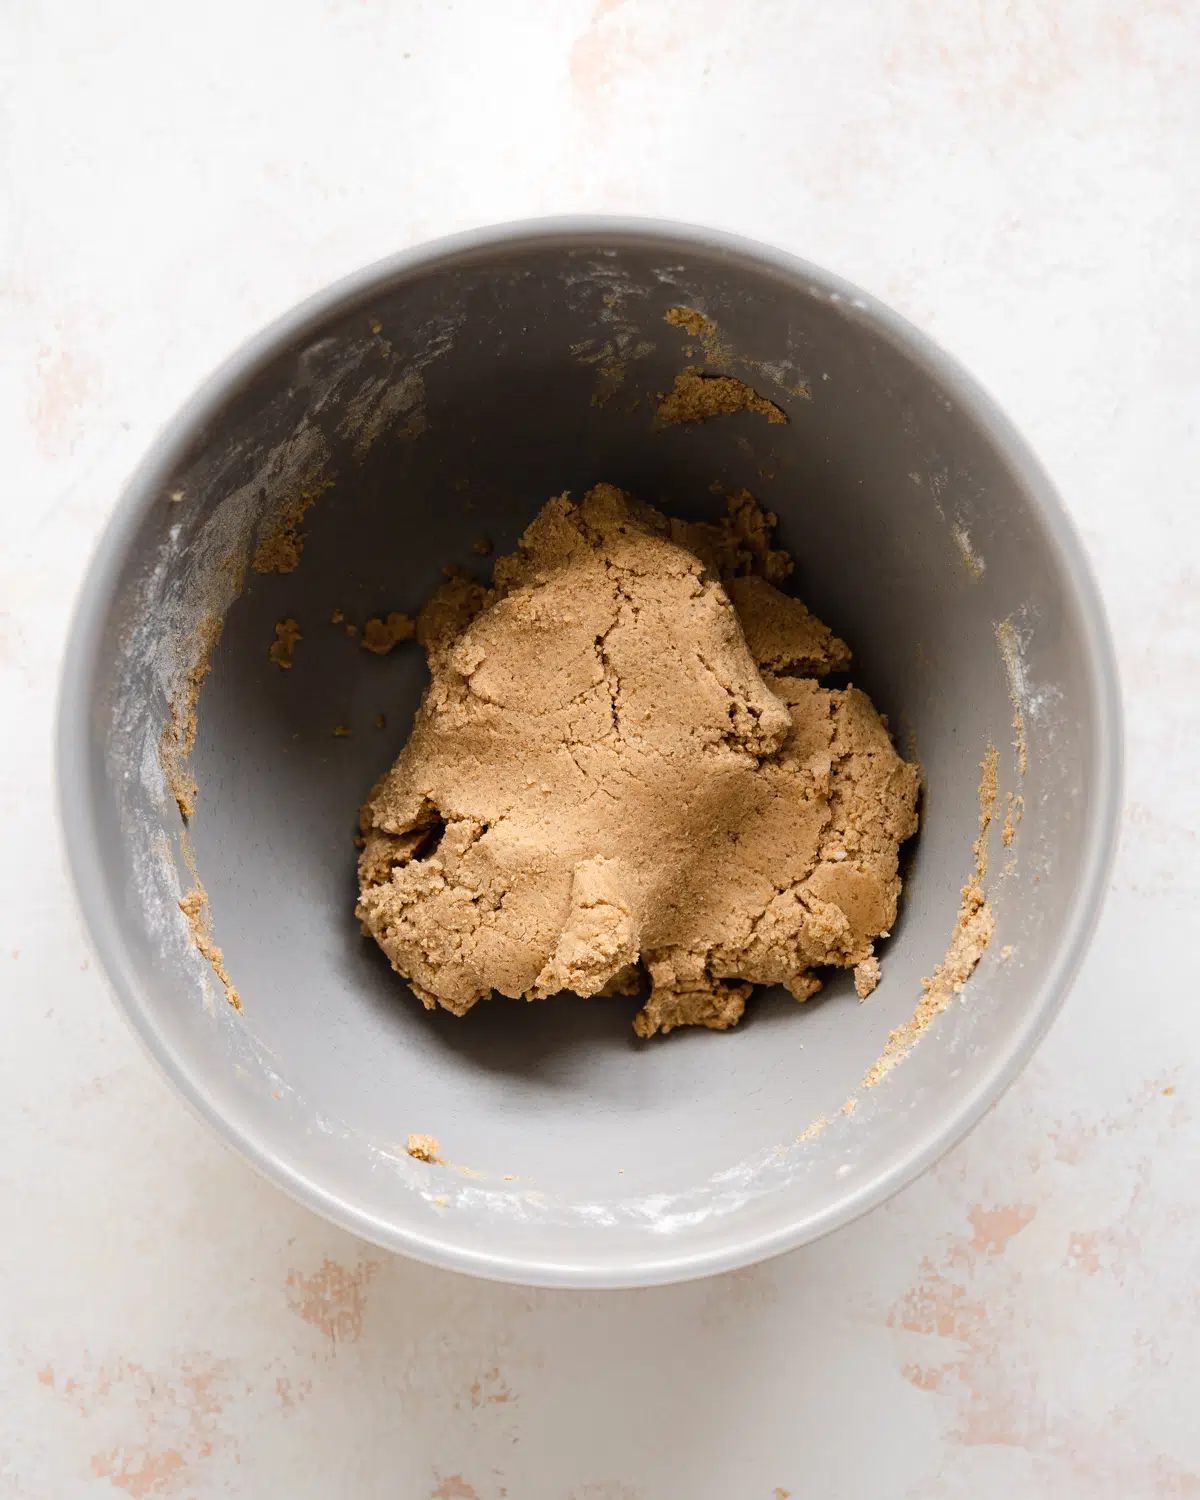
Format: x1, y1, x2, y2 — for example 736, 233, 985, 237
362, 612, 416, 655
656, 368, 786, 427
268, 617, 301, 669
357, 485, 919, 1036
405, 1133, 440, 1162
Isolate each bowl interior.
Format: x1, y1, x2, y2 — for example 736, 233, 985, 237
65, 225, 1116, 1284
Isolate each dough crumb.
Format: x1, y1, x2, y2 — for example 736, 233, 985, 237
268, 618, 301, 669
405, 1133, 440, 1162
179, 877, 241, 1010
664, 305, 730, 366
333, 723, 352, 737
665, 306, 714, 340
854, 955, 881, 999
357, 485, 919, 1037
361, 612, 416, 654
471, 537, 494, 557
331, 608, 345, 625
375, 714, 387, 730
657, 368, 786, 427
1001, 791, 1023, 847
252, 481, 332, 574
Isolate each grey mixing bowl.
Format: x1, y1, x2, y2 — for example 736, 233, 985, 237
58, 219, 1121, 1287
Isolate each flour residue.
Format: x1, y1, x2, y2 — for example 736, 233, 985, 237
339, 368, 426, 459
995, 619, 1030, 775
925, 463, 990, 582
131, 315, 462, 1022
567, 266, 656, 405
331, 308, 460, 461
153, 424, 333, 822
952, 523, 987, 579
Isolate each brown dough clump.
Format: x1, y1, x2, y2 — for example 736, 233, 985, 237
405, 1133, 440, 1162
357, 486, 919, 1036
179, 878, 241, 1011
657, 369, 786, 427
361, 611, 416, 655
268, 618, 301, 669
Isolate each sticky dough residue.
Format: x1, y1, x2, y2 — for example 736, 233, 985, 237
663, 305, 813, 400
861, 746, 998, 1089
269, 618, 301, 669
995, 619, 1030, 776
177, 834, 241, 1010
793, 744, 1000, 1139
155, 425, 334, 821
656, 368, 787, 428
159, 611, 224, 820
658, 301, 788, 426
251, 476, 336, 575
664, 304, 733, 365
356, 484, 920, 1037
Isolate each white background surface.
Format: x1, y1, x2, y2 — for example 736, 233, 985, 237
3, 2, 1198, 1495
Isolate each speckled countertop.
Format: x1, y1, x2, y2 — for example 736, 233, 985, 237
3, 3, 1198, 1495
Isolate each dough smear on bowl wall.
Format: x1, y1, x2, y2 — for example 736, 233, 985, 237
356, 483, 920, 1036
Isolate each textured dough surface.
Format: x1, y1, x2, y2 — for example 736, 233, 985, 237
357, 485, 920, 1036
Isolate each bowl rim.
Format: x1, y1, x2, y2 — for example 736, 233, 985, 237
57, 215, 1124, 1288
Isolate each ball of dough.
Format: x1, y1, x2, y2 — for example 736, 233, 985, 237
357, 486, 919, 1035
